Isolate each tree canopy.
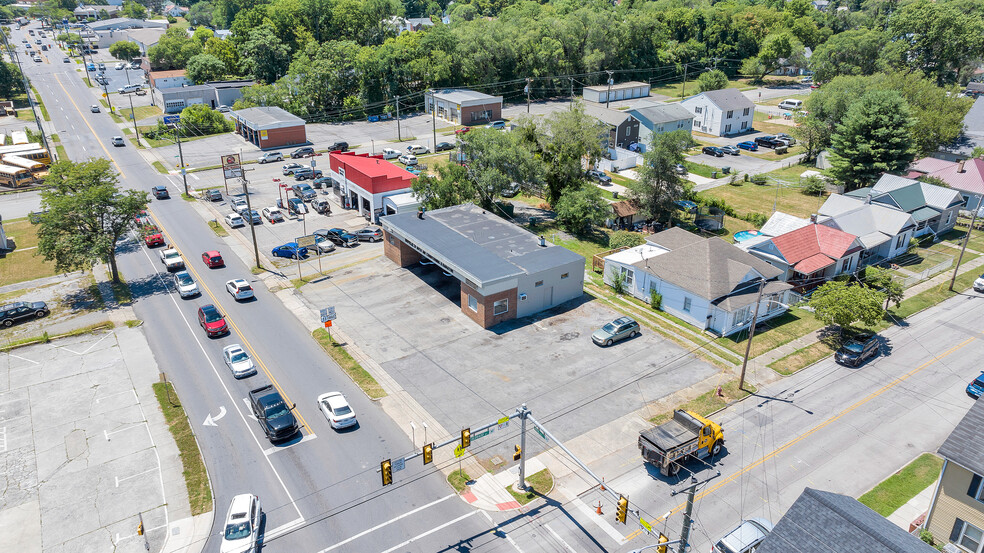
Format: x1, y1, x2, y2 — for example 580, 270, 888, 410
808, 280, 885, 329
109, 41, 140, 62
627, 130, 693, 222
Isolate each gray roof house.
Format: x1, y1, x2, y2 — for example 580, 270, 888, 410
581, 104, 641, 150
926, 399, 984, 552
680, 88, 755, 137
843, 174, 964, 236
818, 197, 917, 264
626, 100, 694, 145
757, 488, 936, 553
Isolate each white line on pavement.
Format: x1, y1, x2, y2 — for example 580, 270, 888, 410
572, 497, 628, 545
317, 494, 457, 553
263, 516, 305, 541
261, 433, 318, 456
2, 353, 38, 365
378, 511, 480, 553
481, 511, 524, 553
545, 523, 579, 553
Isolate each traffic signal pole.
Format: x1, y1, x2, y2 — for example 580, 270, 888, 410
517, 404, 529, 490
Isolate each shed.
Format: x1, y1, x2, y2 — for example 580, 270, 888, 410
583, 81, 651, 104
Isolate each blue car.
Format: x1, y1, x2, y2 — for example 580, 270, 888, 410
967, 373, 984, 399
737, 141, 758, 151
271, 242, 308, 259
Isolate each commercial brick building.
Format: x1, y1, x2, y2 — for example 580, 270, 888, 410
327, 152, 416, 221
424, 89, 503, 126
232, 107, 307, 149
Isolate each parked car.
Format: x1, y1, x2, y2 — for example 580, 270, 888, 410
272, 242, 308, 259
486, 120, 506, 130
774, 133, 797, 146
258, 151, 283, 164
159, 249, 184, 271
0, 301, 49, 327
382, 148, 401, 160
286, 197, 308, 215
291, 183, 317, 201
591, 316, 640, 346
754, 136, 784, 149
312, 198, 332, 215
674, 163, 687, 175
282, 162, 304, 175
586, 169, 612, 185
90, 104, 100, 113
454, 127, 471, 135
434, 142, 454, 152
262, 206, 285, 223
245, 210, 261, 225
312, 176, 336, 190
314, 235, 336, 253
173, 271, 198, 298
118, 84, 140, 94
777, 99, 804, 111
291, 146, 315, 158
225, 278, 254, 301
144, 233, 164, 247
111, 136, 125, 147
501, 182, 521, 198
355, 227, 383, 242
222, 344, 256, 378
406, 144, 429, 155
315, 228, 357, 247
230, 197, 248, 214
216, 105, 230, 113
702, 146, 725, 157
204, 189, 222, 202
248, 385, 298, 442
711, 518, 774, 553
317, 392, 357, 430
834, 332, 879, 367
721, 145, 740, 156
974, 272, 984, 292
201, 250, 224, 268
293, 167, 323, 181
736, 141, 758, 151
398, 153, 418, 166
197, 304, 228, 337
224, 213, 245, 228
327, 141, 348, 152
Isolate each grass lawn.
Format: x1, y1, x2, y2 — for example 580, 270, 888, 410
505, 469, 553, 505
152, 161, 168, 174
312, 329, 386, 399
761, 163, 823, 182
893, 248, 964, 274
649, 380, 756, 424
536, 222, 613, 271
859, 453, 942, 516
716, 308, 825, 359
649, 79, 755, 99
887, 268, 980, 319
703, 180, 827, 220
608, 172, 636, 187
0, 218, 59, 285
130, 105, 162, 120
684, 160, 718, 178
152, 382, 212, 516
55, 144, 67, 160
755, 93, 811, 107
448, 469, 471, 493
939, 225, 984, 254
752, 110, 797, 135
15, 109, 34, 121
30, 86, 50, 121
769, 341, 835, 375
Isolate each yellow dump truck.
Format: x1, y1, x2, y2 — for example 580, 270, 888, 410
638, 410, 724, 476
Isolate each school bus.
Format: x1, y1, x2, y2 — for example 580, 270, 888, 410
4, 149, 51, 165
4, 155, 45, 175
0, 164, 35, 188
0, 143, 42, 156
10, 131, 29, 145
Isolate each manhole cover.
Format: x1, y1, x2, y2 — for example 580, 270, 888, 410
491, 455, 504, 465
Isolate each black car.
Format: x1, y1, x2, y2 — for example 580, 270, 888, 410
315, 228, 357, 247
702, 146, 725, 157
434, 141, 454, 152
327, 141, 348, 152
152, 185, 169, 199
754, 136, 784, 149
291, 146, 315, 158
1, 301, 49, 327
586, 169, 612, 185
248, 385, 299, 442
835, 332, 879, 367
204, 189, 222, 202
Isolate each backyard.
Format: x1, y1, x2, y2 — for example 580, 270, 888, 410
703, 179, 826, 220
0, 217, 58, 285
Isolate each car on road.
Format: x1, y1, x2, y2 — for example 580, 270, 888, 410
204, 189, 222, 202
586, 169, 612, 185
382, 148, 401, 160
202, 250, 224, 268
115, 62, 125, 70
282, 162, 304, 175
197, 304, 228, 337
292, 167, 322, 181
220, 494, 261, 553
406, 144, 429, 155
90, 104, 100, 113
291, 182, 317, 201
434, 141, 454, 152
327, 141, 348, 152
225, 279, 254, 301
398, 153, 417, 166
454, 127, 471, 135
173, 271, 198, 298
754, 136, 784, 149
230, 197, 248, 214
222, 344, 256, 379
591, 316, 640, 346
711, 518, 774, 553
261, 206, 285, 223
834, 332, 879, 367
249, 385, 298, 442
63, 57, 69, 63
317, 392, 357, 430
258, 151, 283, 164
721, 145, 740, 156
354, 227, 383, 242
736, 141, 758, 151
272, 242, 308, 259
224, 213, 245, 228
111, 136, 125, 147
0, 301, 49, 327
97, 62, 105, 70
702, 146, 725, 157
291, 146, 315, 158
314, 235, 336, 253
217, 105, 230, 113
975, 273, 984, 292
967, 372, 984, 399
159, 248, 184, 271
244, 210, 261, 225
486, 120, 506, 130
144, 233, 164, 247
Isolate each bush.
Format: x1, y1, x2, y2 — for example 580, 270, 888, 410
609, 230, 644, 250
609, 268, 625, 295
908, 236, 920, 252
747, 212, 768, 227
750, 174, 767, 185
803, 175, 826, 195
649, 289, 662, 310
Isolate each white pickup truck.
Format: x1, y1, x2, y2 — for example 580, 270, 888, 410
159, 248, 184, 271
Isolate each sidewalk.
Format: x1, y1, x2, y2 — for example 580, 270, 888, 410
887, 480, 937, 532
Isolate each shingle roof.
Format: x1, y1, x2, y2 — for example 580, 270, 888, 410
820, 201, 916, 239
914, 157, 984, 195
713, 279, 792, 311
794, 252, 836, 274
757, 488, 937, 553
582, 103, 634, 127
939, 398, 984, 476
627, 100, 694, 126
769, 224, 859, 266
695, 88, 755, 111
611, 200, 639, 218
645, 227, 705, 251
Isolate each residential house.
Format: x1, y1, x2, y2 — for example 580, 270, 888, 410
386, 16, 435, 33
925, 398, 984, 552
937, 96, 984, 161
811, 0, 830, 10
74, 5, 121, 19
602, 228, 792, 337
85, 17, 167, 31
757, 487, 936, 553
908, 156, 984, 211
92, 27, 166, 54
581, 104, 641, 150
162, 3, 188, 17
610, 200, 644, 229
818, 195, 917, 265
843, 174, 964, 237
625, 99, 693, 146
680, 88, 755, 137
741, 221, 863, 285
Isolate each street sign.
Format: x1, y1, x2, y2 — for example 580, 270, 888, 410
392, 457, 405, 472
497, 416, 509, 425
535, 426, 548, 442
320, 306, 336, 323
640, 518, 653, 533
453, 445, 465, 457
163, 115, 180, 125
472, 429, 490, 441
311, 159, 316, 167
221, 154, 242, 179
297, 234, 317, 249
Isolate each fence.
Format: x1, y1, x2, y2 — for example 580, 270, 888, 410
893, 257, 953, 289
592, 246, 629, 273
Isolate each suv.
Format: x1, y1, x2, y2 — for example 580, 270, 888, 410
835, 332, 879, 367
315, 228, 357, 247
293, 167, 323, 181
406, 144, 429, 155
291, 146, 315, 158
327, 141, 348, 152
591, 316, 640, 346
291, 183, 316, 201
258, 151, 283, 164
152, 185, 169, 199
248, 385, 299, 442
0, 301, 49, 327
398, 153, 417, 166
711, 519, 774, 553
586, 169, 612, 185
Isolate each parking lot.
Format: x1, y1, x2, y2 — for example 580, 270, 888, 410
299, 255, 720, 463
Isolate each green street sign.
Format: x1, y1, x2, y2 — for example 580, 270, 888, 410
535, 426, 548, 441
473, 429, 490, 440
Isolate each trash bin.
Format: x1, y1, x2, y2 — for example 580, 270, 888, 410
711, 171, 718, 178
613, 191, 619, 199
722, 166, 731, 174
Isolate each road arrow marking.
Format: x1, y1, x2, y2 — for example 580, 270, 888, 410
203, 406, 226, 427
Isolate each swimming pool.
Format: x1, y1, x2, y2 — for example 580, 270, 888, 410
734, 230, 762, 243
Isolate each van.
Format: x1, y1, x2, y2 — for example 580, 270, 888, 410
777, 99, 803, 111
118, 84, 140, 94
382, 148, 400, 160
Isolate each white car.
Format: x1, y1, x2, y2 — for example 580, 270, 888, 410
230, 197, 248, 214
114, 62, 125, 70
173, 270, 198, 298
406, 144, 429, 155
222, 344, 256, 378
224, 213, 245, 228
317, 392, 357, 430
398, 153, 417, 166
261, 206, 284, 223
711, 518, 774, 553
225, 279, 254, 301
220, 493, 261, 553
381, 148, 400, 160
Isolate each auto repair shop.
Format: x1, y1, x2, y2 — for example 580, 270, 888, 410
381, 203, 585, 328
328, 152, 415, 221
233, 106, 307, 149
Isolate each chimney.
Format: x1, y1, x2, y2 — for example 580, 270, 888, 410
810, 213, 817, 223
959, 160, 967, 173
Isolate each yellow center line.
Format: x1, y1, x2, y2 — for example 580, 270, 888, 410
51, 72, 125, 178
146, 212, 314, 435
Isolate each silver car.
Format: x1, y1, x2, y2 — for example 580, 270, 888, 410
173, 271, 199, 298
355, 227, 383, 242
711, 518, 774, 553
591, 316, 640, 346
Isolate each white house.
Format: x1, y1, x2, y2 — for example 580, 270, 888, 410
818, 196, 917, 265
602, 228, 792, 337
626, 99, 693, 146
680, 88, 755, 137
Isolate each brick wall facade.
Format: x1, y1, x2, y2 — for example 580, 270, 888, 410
461, 103, 501, 125
383, 230, 421, 268
460, 282, 517, 328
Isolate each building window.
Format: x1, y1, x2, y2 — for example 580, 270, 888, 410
726, 110, 733, 119
694, 107, 702, 114
895, 234, 906, 249
561, 272, 569, 279
725, 124, 732, 133
947, 211, 954, 226
493, 299, 508, 315
732, 305, 750, 325
535, 280, 543, 287
743, 107, 750, 116
766, 296, 781, 312
740, 121, 748, 130
683, 297, 692, 312
387, 234, 395, 245
468, 295, 478, 312
622, 268, 634, 287
954, 520, 984, 553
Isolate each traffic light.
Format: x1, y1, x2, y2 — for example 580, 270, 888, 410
657, 533, 669, 553
513, 445, 522, 461
616, 495, 628, 524
461, 428, 470, 449
423, 443, 433, 465
381, 459, 393, 486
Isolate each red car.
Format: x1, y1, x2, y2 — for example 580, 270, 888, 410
144, 233, 164, 247
454, 127, 471, 135
197, 304, 228, 337
202, 250, 224, 268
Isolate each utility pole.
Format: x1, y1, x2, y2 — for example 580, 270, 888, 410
240, 175, 261, 269
950, 204, 981, 291
430, 89, 437, 151
124, 70, 139, 142
525, 77, 531, 113
174, 119, 189, 196
670, 472, 720, 553
516, 404, 529, 490
681, 63, 689, 101
738, 279, 767, 392
605, 70, 614, 109
395, 95, 401, 142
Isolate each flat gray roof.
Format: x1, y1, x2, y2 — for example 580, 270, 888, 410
430, 89, 500, 104
232, 106, 305, 130
381, 203, 582, 286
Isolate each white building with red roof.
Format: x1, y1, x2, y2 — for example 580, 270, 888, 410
328, 152, 417, 222
742, 221, 864, 285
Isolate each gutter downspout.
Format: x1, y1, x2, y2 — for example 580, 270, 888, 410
922, 458, 946, 531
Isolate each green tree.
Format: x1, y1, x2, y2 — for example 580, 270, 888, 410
36, 159, 149, 283
205, 37, 239, 75
749, 31, 795, 81
609, 230, 644, 250
828, 90, 916, 190
862, 266, 904, 308
411, 163, 477, 210
120, 0, 146, 19
808, 28, 887, 83
554, 183, 609, 234
884, 0, 984, 86
187, 1, 214, 27
627, 129, 693, 222
0, 62, 25, 99
695, 69, 729, 93
179, 104, 234, 136
808, 280, 885, 329
459, 128, 540, 209
192, 27, 215, 47
108, 41, 140, 62
519, 105, 607, 204
239, 25, 289, 84
186, 54, 226, 84
148, 26, 203, 70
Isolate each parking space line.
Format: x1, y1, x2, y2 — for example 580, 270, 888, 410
56, 332, 112, 355
95, 388, 138, 404
104, 422, 146, 441
262, 433, 317, 456
544, 523, 579, 553
115, 467, 159, 487
3, 352, 38, 365
0, 427, 6, 453
378, 511, 480, 553
571, 497, 628, 545
317, 494, 457, 553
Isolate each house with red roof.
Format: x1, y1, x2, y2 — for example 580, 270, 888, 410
908, 157, 984, 211
743, 222, 864, 286
328, 152, 417, 222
